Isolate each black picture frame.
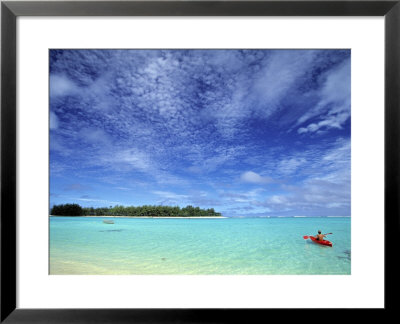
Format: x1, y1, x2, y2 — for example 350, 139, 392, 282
1, 0, 398, 322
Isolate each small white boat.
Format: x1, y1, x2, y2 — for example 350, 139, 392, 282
103, 220, 114, 224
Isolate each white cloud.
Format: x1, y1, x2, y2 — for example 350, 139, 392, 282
254, 50, 317, 116
50, 74, 78, 97
50, 111, 59, 130
79, 127, 111, 146
219, 188, 265, 204
114, 149, 153, 172
75, 197, 121, 205
297, 58, 351, 133
278, 158, 306, 175
152, 191, 188, 200
254, 139, 350, 214
268, 195, 289, 204
298, 112, 350, 134
240, 171, 272, 184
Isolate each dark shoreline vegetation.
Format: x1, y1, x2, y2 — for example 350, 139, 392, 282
50, 203, 222, 217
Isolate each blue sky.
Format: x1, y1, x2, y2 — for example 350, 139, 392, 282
49, 49, 351, 217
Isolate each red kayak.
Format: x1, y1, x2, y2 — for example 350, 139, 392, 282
309, 236, 333, 247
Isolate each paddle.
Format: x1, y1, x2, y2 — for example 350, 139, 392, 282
303, 233, 332, 239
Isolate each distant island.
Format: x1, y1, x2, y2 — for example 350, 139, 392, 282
50, 203, 222, 217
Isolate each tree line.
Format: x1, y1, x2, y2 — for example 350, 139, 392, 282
50, 203, 222, 217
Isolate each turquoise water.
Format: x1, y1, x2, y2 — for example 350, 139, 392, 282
50, 217, 351, 275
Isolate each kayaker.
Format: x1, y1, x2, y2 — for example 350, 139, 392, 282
315, 230, 327, 241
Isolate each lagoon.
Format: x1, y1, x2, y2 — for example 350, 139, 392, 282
50, 216, 350, 275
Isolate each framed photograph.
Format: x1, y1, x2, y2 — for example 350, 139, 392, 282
48, 47, 352, 276
1, 0, 398, 322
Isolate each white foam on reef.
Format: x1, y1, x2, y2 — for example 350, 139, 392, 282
327, 216, 351, 218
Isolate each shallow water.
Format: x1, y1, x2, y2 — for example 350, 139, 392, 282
50, 217, 350, 275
